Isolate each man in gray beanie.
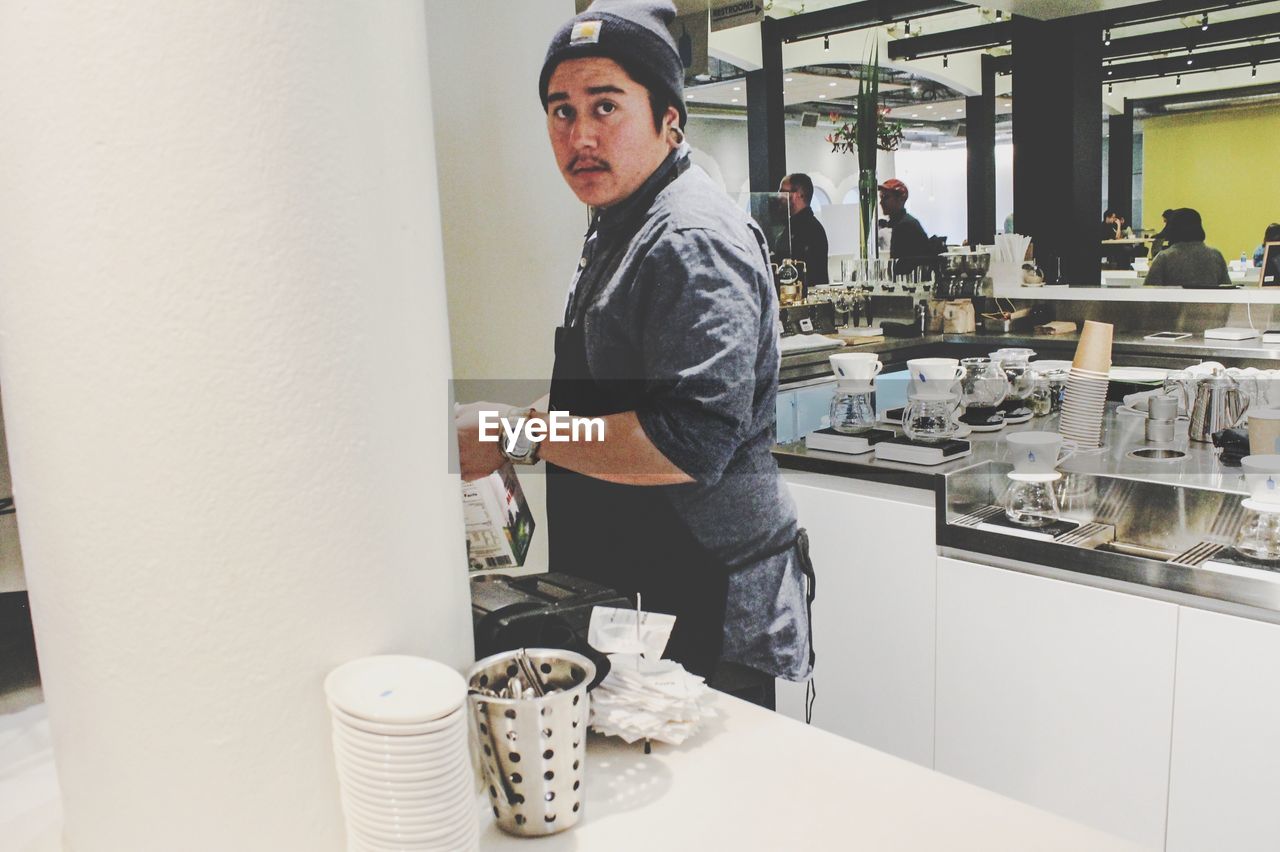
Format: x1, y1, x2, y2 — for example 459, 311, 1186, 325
457, 0, 814, 694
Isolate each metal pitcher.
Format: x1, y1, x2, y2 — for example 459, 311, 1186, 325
1188, 369, 1250, 442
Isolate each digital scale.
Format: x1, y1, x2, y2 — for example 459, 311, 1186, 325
873, 435, 972, 466
805, 427, 894, 455
974, 513, 1081, 542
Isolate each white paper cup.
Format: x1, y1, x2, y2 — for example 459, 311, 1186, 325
1248, 409, 1280, 456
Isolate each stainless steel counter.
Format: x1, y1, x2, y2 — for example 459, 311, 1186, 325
776, 405, 1280, 626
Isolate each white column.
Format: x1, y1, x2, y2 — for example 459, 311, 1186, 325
0, 3, 473, 850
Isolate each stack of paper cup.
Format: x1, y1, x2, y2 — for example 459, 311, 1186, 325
1060, 321, 1113, 449
325, 656, 478, 852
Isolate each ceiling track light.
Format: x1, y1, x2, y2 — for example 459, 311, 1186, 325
1108, 83, 1113, 93
995, 10, 1004, 20
823, 35, 830, 51
942, 53, 949, 68
1201, 13, 1209, 31
904, 18, 911, 36
1253, 64, 1259, 77
1104, 29, 1111, 46
1176, 74, 1182, 86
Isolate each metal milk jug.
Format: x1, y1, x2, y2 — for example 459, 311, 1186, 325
1189, 368, 1250, 442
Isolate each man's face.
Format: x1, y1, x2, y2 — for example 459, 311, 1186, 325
879, 191, 905, 217
546, 57, 677, 209
779, 179, 805, 216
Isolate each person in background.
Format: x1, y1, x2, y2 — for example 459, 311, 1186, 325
1144, 208, 1230, 288
778, 173, 828, 286
1149, 209, 1173, 259
1253, 223, 1280, 266
1100, 209, 1132, 270
876, 179, 931, 274
455, 0, 813, 689
1100, 208, 1125, 241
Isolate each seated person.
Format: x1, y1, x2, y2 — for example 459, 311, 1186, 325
1253, 222, 1280, 267
1145, 208, 1230, 288
1148, 209, 1173, 259
1100, 209, 1132, 270
1100, 209, 1124, 241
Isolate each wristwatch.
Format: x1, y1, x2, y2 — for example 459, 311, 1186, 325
499, 406, 542, 465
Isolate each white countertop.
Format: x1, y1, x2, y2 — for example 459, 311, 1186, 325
4, 696, 1143, 851
480, 695, 1143, 851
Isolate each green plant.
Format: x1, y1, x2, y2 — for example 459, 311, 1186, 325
824, 50, 903, 255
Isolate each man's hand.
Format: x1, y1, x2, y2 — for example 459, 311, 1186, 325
454, 401, 507, 481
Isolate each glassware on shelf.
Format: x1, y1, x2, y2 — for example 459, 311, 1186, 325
1029, 376, 1054, 416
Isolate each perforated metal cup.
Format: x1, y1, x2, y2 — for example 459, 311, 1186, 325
467, 648, 594, 837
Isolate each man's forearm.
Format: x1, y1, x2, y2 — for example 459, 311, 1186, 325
533, 409, 693, 486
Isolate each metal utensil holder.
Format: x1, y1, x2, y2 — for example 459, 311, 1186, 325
467, 648, 595, 837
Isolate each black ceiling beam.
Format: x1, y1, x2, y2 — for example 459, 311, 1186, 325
775, 0, 966, 43
1091, 0, 1272, 28
1130, 80, 1280, 111
889, 3, 1278, 62
887, 21, 1008, 60
1104, 11, 1280, 61
1104, 40, 1280, 82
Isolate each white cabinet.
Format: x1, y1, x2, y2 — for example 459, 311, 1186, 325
935, 556, 1178, 850
777, 472, 936, 768
1166, 607, 1280, 852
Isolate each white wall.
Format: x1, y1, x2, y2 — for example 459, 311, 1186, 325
0, 2, 473, 848
426, 0, 581, 576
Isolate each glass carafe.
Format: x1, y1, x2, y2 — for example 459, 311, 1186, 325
1233, 506, 1280, 563
959, 357, 1009, 431
901, 394, 960, 443
830, 384, 877, 435
991, 349, 1036, 423
1003, 476, 1062, 527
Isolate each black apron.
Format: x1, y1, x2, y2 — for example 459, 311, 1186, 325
546, 324, 731, 679
545, 150, 815, 684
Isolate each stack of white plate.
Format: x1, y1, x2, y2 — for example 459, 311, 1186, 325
1059, 367, 1109, 449
325, 656, 478, 852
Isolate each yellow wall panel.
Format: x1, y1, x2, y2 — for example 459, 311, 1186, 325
1143, 105, 1280, 260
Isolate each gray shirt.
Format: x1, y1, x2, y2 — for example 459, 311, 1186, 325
568, 145, 799, 569
1145, 241, 1231, 288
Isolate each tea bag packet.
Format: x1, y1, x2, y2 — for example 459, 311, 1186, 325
588, 605, 675, 659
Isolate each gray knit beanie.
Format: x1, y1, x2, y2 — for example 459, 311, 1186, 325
539, 0, 688, 127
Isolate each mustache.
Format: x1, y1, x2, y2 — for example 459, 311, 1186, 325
568, 156, 610, 174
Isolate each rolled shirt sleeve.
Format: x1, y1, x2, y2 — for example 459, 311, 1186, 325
629, 227, 770, 485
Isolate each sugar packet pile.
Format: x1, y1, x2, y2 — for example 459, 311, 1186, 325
586, 604, 716, 745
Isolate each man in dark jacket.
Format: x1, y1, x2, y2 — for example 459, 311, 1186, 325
779, 173, 829, 286
455, 0, 813, 684
877, 178, 932, 275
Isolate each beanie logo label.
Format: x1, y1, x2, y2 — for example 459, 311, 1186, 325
570, 20, 603, 45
